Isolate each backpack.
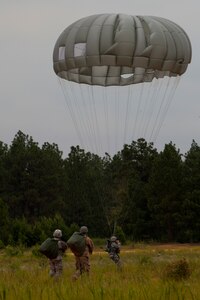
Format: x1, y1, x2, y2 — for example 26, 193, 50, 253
39, 238, 59, 259
67, 232, 86, 256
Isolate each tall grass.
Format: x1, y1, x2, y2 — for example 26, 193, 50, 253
0, 245, 200, 299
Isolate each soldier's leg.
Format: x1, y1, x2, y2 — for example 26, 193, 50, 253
114, 254, 122, 270
55, 259, 63, 277
110, 254, 122, 269
49, 259, 56, 277
72, 256, 81, 280
109, 254, 116, 264
81, 256, 90, 275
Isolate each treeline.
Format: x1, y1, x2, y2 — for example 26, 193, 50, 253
0, 130, 200, 247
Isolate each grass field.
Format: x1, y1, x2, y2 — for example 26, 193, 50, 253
1, 243, 200, 300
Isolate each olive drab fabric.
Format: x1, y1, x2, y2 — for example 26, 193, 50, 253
67, 232, 86, 256
53, 14, 192, 86
39, 238, 59, 259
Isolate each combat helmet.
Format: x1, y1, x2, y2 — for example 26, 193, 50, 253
80, 226, 88, 234
53, 229, 62, 238
110, 236, 117, 242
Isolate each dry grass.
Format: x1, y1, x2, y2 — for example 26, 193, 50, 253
0, 244, 200, 299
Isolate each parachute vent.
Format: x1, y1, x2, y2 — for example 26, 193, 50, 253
58, 47, 65, 60
74, 43, 86, 57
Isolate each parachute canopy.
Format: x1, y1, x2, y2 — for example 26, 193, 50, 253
53, 14, 191, 156
53, 14, 192, 86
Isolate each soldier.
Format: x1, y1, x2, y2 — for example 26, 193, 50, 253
106, 235, 122, 269
49, 229, 68, 278
72, 226, 94, 280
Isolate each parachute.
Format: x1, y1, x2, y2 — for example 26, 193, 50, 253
39, 238, 59, 259
67, 232, 86, 256
53, 14, 192, 156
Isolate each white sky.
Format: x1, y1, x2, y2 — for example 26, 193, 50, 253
0, 0, 199, 157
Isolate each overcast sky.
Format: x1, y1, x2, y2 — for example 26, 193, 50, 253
1, 0, 199, 157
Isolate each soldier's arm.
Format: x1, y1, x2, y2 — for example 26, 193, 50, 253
58, 240, 68, 252
114, 242, 120, 253
86, 237, 94, 254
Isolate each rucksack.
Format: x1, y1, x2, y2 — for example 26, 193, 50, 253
39, 238, 59, 259
67, 232, 86, 256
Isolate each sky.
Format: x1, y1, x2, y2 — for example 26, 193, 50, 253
1, 0, 199, 157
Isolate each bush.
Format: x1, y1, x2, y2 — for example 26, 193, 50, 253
115, 226, 126, 244
31, 245, 43, 258
5, 245, 24, 256
163, 258, 191, 281
92, 238, 106, 247
0, 240, 5, 249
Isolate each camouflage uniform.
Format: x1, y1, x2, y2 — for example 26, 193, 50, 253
107, 237, 122, 269
49, 231, 68, 278
73, 227, 94, 280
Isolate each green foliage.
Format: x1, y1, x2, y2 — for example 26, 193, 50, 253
5, 245, 24, 256
64, 146, 108, 236
1, 215, 78, 248
0, 240, 5, 249
118, 139, 158, 241
92, 238, 105, 246
11, 217, 33, 246
0, 132, 200, 246
179, 140, 200, 242
31, 245, 43, 258
0, 198, 9, 244
163, 258, 191, 281
147, 142, 183, 241
115, 225, 126, 244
